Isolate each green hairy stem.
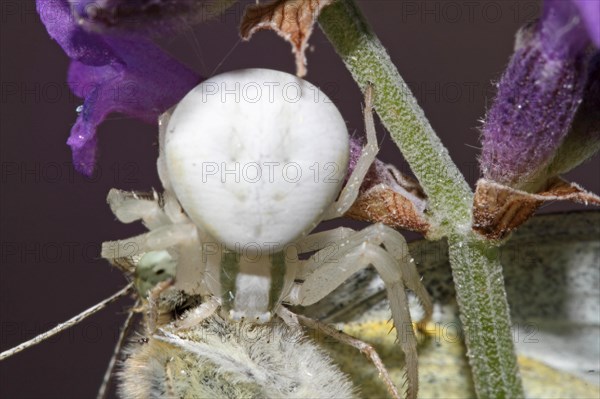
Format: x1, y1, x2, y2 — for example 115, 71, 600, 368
319, 1, 525, 397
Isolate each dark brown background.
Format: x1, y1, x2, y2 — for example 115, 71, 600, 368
1, 0, 598, 397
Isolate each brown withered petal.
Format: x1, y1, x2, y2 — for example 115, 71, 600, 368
240, 0, 334, 77
473, 177, 600, 240
345, 167, 430, 235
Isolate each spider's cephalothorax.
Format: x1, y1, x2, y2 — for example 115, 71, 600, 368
102, 69, 431, 399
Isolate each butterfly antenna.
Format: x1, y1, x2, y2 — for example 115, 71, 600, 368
97, 300, 139, 399
0, 283, 133, 361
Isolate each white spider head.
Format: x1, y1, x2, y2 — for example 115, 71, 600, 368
162, 69, 349, 253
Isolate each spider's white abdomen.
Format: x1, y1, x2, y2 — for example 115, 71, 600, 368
165, 69, 349, 252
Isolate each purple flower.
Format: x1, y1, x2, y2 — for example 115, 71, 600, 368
572, 0, 600, 47
480, 0, 599, 191
66, 0, 232, 35
37, 0, 200, 175
545, 50, 600, 176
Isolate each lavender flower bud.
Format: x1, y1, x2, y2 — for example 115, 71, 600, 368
545, 51, 600, 176
480, 0, 594, 191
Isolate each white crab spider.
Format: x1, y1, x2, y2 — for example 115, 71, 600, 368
101, 68, 431, 398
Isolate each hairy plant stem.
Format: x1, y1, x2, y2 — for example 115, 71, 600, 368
319, 1, 524, 397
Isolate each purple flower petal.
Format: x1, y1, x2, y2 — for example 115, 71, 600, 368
572, 0, 600, 47
541, 0, 592, 58
480, 3, 593, 190
37, 0, 200, 175
37, 0, 118, 65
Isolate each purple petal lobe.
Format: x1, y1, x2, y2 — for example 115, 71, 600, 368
571, 0, 600, 47
480, 23, 589, 190
37, 0, 118, 65
541, 0, 592, 58
37, 0, 200, 175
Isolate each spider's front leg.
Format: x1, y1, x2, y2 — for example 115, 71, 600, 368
295, 227, 355, 257
298, 224, 432, 318
101, 223, 197, 260
102, 190, 208, 295
324, 84, 378, 220
106, 189, 169, 228
288, 223, 431, 399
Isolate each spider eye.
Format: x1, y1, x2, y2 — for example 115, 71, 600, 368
164, 69, 349, 253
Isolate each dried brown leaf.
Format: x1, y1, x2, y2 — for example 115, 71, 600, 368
473, 177, 600, 240
240, 0, 334, 77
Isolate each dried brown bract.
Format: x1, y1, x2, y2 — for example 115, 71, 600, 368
240, 0, 334, 77
473, 177, 600, 240
346, 162, 430, 235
